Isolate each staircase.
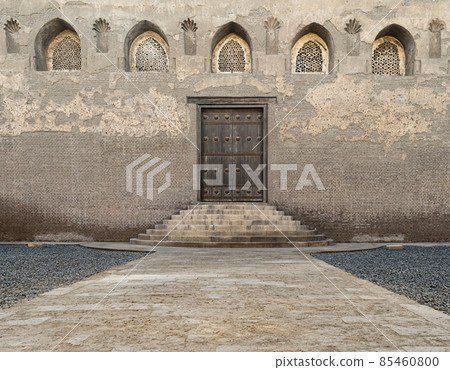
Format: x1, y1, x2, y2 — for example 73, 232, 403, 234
130, 203, 333, 248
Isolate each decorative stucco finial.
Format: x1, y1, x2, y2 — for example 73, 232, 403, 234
93, 18, 111, 33
344, 18, 362, 34
93, 18, 110, 53
428, 19, 445, 59
181, 18, 197, 55
264, 16, 281, 31
429, 19, 445, 33
181, 18, 198, 32
3, 18, 21, 33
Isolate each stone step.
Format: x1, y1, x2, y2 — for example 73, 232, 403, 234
171, 214, 294, 221
154, 224, 310, 231
180, 209, 285, 216
145, 229, 318, 236
137, 234, 327, 242
131, 203, 333, 248
162, 219, 301, 226
129, 239, 334, 248
189, 203, 276, 210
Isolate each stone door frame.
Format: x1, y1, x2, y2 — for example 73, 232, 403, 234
187, 96, 277, 202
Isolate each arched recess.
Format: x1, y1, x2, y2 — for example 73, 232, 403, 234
35, 18, 81, 71
291, 23, 334, 73
372, 24, 415, 76
211, 22, 252, 73
124, 21, 169, 72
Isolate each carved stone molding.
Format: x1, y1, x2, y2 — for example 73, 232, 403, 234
3, 18, 20, 53
181, 18, 197, 55
264, 16, 281, 55
345, 19, 362, 56
428, 19, 445, 58
93, 18, 110, 53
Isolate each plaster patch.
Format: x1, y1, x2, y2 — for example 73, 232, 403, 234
193, 75, 243, 92
245, 76, 273, 93
0, 73, 190, 138
44, 73, 81, 85
0, 73, 24, 92
280, 75, 449, 149
109, 73, 122, 89
276, 76, 294, 99
176, 56, 204, 82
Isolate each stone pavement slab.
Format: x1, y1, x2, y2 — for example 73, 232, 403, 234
0, 247, 449, 351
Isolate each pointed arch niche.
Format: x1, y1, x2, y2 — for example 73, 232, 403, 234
35, 18, 81, 71
211, 22, 252, 73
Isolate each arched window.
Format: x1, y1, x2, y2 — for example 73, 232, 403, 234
212, 33, 251, 73
372, 24, 415, 76
372, 36, 406, 76
129, 31, 169, 72
292, 33, 328, 73
47, 30, 81, 71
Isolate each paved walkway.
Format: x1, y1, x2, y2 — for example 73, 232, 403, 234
0, 247, 449, 351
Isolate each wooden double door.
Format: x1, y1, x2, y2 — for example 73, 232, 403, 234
201, 107, 265, 201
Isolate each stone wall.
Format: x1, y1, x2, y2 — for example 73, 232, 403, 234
0, 0, 449, 242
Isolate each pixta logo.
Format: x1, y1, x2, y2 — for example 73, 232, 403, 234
126, 157, 324, 202
193, 163, 325, 191
126, 154, 171, 200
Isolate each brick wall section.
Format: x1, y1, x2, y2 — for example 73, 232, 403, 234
0, 0, 449, 241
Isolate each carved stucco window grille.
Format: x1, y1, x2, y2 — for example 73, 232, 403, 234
129, 31, 169, 72
212, 33, 251, 73
291, 33, 328, 74
372, 36, 406, 76
47, 30, 81, 71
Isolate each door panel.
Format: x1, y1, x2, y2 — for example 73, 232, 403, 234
232, 108, 264, 201
201, 109, 233, 201
201, 107, 264, 202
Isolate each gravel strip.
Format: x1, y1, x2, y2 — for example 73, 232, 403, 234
313, 246, 449, 314
0, 244, 145, 309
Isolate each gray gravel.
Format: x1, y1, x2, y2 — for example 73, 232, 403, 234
0, 244, 145, 308
314, 246, 449, 314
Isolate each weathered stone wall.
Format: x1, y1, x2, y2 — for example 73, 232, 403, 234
0, 0, 449, 241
